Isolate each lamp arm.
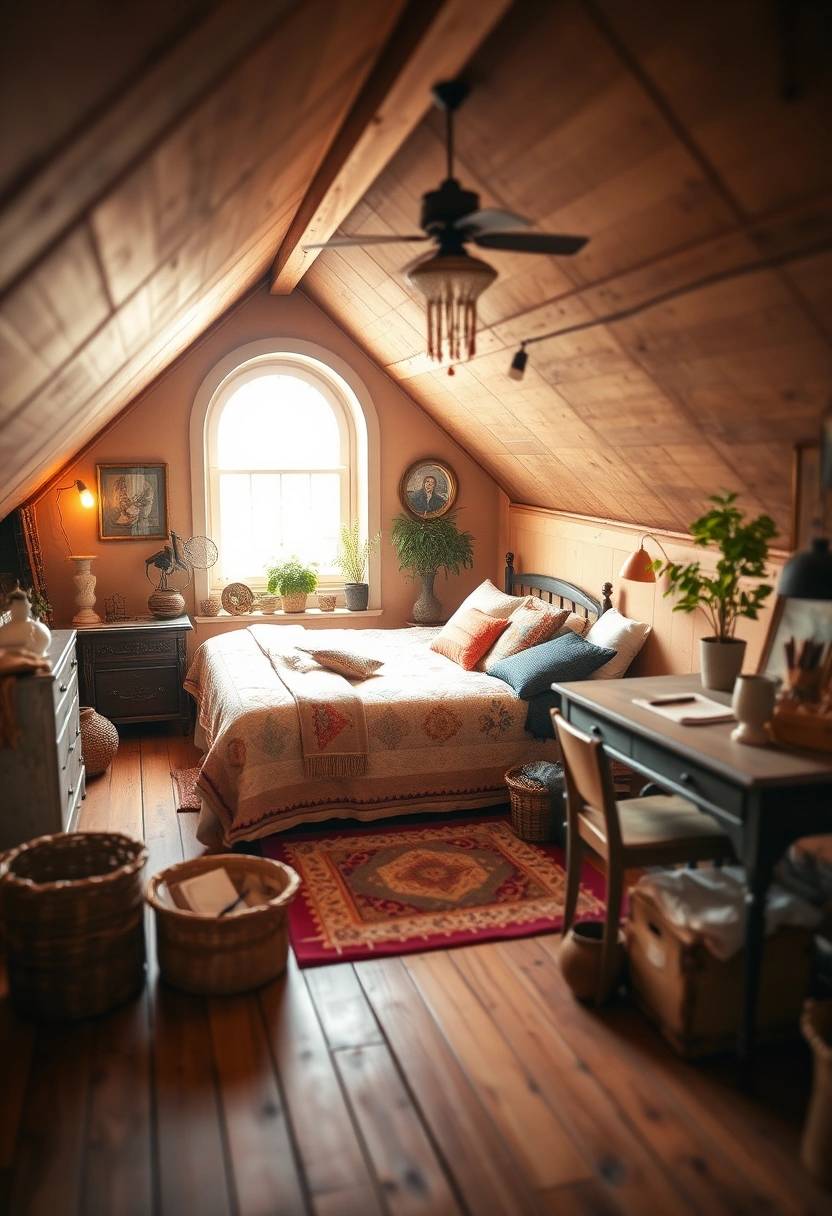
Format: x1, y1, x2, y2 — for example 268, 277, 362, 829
55, 486, 73, 555
641, 533, 670, 565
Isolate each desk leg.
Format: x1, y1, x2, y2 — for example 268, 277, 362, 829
739, 843, 774, 1090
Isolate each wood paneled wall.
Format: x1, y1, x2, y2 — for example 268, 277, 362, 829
505, 503, 784, 676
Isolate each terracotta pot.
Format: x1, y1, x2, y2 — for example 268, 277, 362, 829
700, 637, 746, 693
148, 589, 186, 619
343, 583, 369, 611
559, 921, 625, 1003
412, 570, 442, 623
801, 999, 832, 1186
80, 707, 119, 776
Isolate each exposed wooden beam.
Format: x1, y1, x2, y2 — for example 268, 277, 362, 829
269, 0, 514, 295
0, 0, 300, 295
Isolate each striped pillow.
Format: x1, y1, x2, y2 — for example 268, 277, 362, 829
481, 602, 569, 673
430, 608, 510, 671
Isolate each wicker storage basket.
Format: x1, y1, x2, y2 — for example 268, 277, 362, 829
146, 855, 301, 995
505, 764, 563, 842
0, 832, 147, 1020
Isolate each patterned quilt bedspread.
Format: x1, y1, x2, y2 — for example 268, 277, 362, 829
185, 625, 557, 844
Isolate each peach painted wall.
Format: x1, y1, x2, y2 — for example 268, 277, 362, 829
505, 504, 786, 677
35, 284, 504, 638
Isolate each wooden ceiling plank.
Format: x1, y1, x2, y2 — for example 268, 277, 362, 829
0, 0, 302, 294
269, 0, 515, 294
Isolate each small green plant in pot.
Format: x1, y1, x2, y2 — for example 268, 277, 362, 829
266, 557, 318, 613
334, 520, 381, 611
654, 492, 777, 691
391, 511, 475, 623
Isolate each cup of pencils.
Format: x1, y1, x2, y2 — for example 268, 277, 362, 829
784, 636, 830, 705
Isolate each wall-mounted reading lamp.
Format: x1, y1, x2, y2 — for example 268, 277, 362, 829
618, 533, 670, 582
55, 479, 95, 552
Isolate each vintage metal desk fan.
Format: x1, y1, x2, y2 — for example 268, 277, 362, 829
145, 532, 218, 619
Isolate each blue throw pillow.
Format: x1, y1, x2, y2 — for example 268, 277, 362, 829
489, 631, 617, 698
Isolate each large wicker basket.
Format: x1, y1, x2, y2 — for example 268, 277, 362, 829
0, 832, 147, 1020
146, 855, 301, 995
505, 764, 563, 842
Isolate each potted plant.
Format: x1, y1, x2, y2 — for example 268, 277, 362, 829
390, 511, 475, 623
654, 492, 777, 691
334, 520, 381, 611
266, 557, 318, 613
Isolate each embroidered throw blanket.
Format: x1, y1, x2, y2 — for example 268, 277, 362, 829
250, 626, 368, 778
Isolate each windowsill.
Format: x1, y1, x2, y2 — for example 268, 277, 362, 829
194, 608, 383, 625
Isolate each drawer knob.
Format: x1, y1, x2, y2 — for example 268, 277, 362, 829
680, 772, 694, 786
68, 786, 74, 797
59, 682, 68, 693
70, 658, 78, 669
590, 725, 602, 737
68, 742, 75, 754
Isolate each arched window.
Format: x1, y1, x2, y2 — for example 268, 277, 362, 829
191, 342, 380, 603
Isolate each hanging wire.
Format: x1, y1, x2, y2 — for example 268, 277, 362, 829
55, 488, 73, 554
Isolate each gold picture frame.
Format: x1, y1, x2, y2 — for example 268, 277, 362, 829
399, 458, 458, 519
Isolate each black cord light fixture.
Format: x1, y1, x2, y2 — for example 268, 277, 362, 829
55, 479, 95, 553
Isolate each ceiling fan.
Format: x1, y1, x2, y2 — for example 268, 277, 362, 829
305, 80, 589, 367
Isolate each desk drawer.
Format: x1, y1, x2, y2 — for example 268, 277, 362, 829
631, 737, 745, 824
95, 664, 180, 720
567, 704, 633, 759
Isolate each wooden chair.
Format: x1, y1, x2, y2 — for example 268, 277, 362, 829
552, 710, 735, 1004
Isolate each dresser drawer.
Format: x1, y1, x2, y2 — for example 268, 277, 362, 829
95, 664, 181, 720
53, 650, 79, 720
631, 737, 745, 824
56, 692, 81, 775
567, 704, 633, 759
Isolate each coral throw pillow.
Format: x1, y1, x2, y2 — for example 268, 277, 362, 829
430, 609, 510, 671
481, 602, 569, 673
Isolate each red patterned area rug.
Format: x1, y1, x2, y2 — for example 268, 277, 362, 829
262, 815, 606, 968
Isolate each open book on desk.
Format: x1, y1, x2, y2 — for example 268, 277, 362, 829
632, 693, 735, 726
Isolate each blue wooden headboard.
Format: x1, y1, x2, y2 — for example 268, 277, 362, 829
504, 552, 612, 620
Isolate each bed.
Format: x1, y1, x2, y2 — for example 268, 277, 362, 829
185, 557, 615, 847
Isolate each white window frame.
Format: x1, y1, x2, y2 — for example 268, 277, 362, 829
190, 340, 381, 607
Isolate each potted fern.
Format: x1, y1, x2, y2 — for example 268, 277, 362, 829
266, 557, 318, 613
334, 520, 381, 611
391, 511, 475, 623
654, 492, 777, 691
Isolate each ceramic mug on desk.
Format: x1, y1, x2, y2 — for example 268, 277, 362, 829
731, 674, 777, 746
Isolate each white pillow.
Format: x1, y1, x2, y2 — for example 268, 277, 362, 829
445, 579, 526, 630
584, 609, 651, 679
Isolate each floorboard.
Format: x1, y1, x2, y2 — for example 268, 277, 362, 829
0, 722, 824, 1216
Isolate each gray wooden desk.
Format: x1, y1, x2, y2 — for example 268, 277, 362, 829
554, 672, 832, 1083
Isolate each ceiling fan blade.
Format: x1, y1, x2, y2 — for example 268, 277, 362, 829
303, 234, 428, 250
473, 232, 589, 255
455, 208, 529, 234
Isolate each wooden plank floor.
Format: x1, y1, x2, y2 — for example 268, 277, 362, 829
1, 724, 829, 1216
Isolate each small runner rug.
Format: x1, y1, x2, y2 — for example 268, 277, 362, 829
261, 814, 606, 967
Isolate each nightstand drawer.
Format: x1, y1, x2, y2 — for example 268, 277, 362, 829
95, 664, 181, 720
86, 632, 178, 662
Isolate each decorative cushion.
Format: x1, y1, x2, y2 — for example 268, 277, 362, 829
584, 609, 651, 679
480, 602, 569, 673
297, 647, 383, 680
444, 580, 527, 631
554, 612, 592, 639
430, 608, 510, 671
488, 631, 618, 696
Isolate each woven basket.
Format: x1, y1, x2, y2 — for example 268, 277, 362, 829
80, 706, 119, 776
221, 582, 255, 615
146, 855, 301, 995
505, 764, 563, 842
316, 593, 337, 612
0, 832, 147, 1020
281, 592, 308, 613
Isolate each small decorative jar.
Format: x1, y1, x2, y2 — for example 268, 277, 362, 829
148, 588, 186, 619
0, 585, 51, 658
80, 706, 119, 776
200, 597, 222, 617
316, 593, 337, 613
559, 921, 625, 1004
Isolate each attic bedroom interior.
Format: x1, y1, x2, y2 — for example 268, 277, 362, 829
2, 0, 832, 1211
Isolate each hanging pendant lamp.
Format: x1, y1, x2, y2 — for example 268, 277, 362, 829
406, 250, 497, 363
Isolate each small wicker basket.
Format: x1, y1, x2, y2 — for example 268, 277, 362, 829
280, 593, 308, 613
146, 855, 301, 995
0, 832, 148, 1020
505, 764, 563, 842
316, 593, 337, 612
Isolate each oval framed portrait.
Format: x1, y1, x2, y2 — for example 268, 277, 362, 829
399, 458, 458, 518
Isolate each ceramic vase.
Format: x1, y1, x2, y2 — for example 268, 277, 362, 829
0, 586, 51, 657
343, 583, 369, 611
69, 555, 101, 624
412, 570, 442, 624
79, 706, 119, 776
148, 588, 186, 619
559, 921, 625, 1004
801, 999, 832, 1187
731, 674, 776, 746
700, 637, 746, 693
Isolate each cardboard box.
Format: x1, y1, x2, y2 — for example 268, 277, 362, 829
626, 883, 814, 1057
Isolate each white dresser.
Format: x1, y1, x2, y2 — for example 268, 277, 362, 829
0, 630, 85, 851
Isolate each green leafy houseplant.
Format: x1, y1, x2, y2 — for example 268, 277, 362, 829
266, 557, 318, 597
334, 520, 381, 585
391, 511, 475, 623
654, 493, 777, 640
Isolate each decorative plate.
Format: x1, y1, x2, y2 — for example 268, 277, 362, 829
221, 582, 255, 615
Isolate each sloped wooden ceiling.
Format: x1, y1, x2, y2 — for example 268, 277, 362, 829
298, 0, 832, 536
0, 0, 511, 519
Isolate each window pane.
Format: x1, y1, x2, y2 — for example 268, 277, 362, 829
217, 374, 341, 470
218, 473, 254, 582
